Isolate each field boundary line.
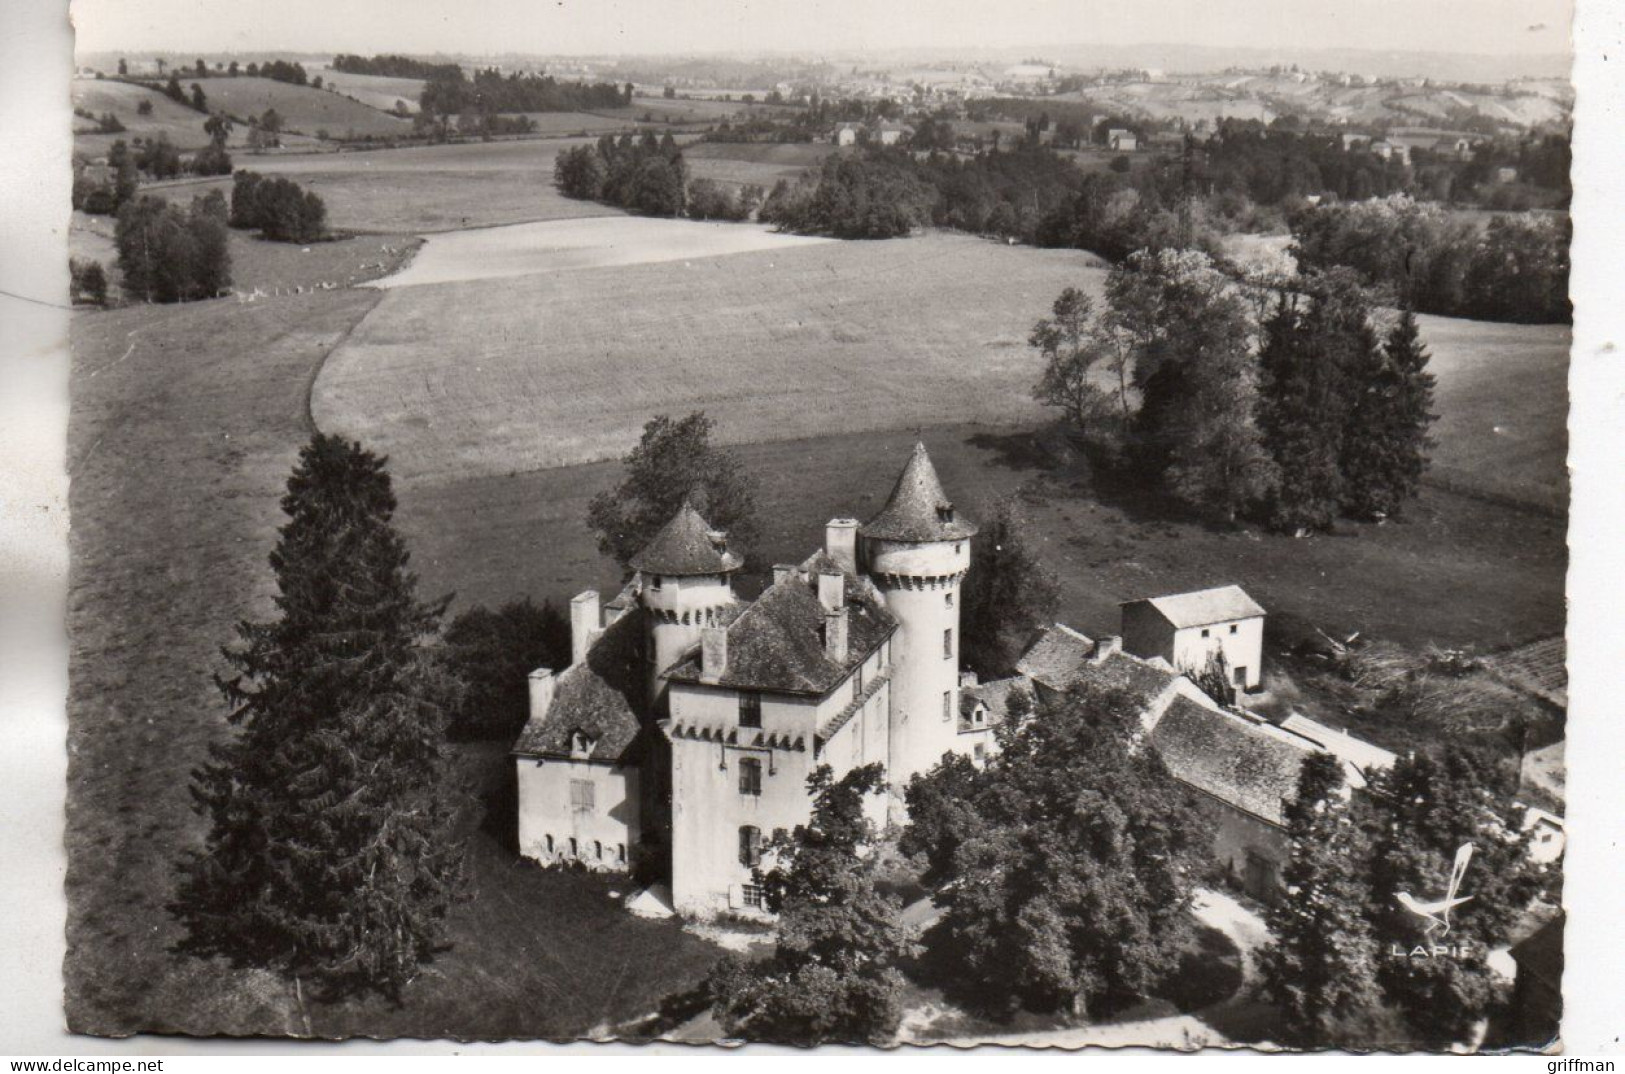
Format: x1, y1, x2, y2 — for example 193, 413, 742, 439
301, 290, 386, 437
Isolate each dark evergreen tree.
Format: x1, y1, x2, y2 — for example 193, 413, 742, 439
959, 499, 1060, 679
1340, 309, 1437, 519
1258, 753, 1383, 1047
441, 597, 570, 740
1259, 270, 1370, 533
706, 764, 907, 1045
1364, 749, 1545, 1048
913, 682, 1208, 1016
172, 435, 465, 1001
587, 412, 760, 569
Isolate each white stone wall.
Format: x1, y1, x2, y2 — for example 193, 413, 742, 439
1169, 617, 1265, 691
515, 756, 641, 872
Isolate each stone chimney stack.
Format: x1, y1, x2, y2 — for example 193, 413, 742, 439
528, 668, 556, 722
1092, 635, 1122, 664
772, 563, 795, 586
824, 607, 849, 664
960, 670, 979, 688
700, 625, 729, 684
570, 590, 601, 666
817, 567, 845, 612
824, 518, 860, 575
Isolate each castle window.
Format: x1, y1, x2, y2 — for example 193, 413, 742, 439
568, 837, 579, 857
617, 843, 627, 863
854, 662, 864, 695
739, 757, 763, 796
738, 692, 762, 728
570, 730, 595, 756
594, 840, 603, 860
739, 825, 762, 867
943, 690, 952, 721
741, 883, 767, 909
944, 628, 953, 659
1229, 623, 1239, 635
945, 591, 953, 608
1201, 628, 1211, 639
545, 834, 554, 854
649, 574, 663, 591
570, 779, 595, 812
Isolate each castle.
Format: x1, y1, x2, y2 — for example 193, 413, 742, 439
512, 442, 980, 917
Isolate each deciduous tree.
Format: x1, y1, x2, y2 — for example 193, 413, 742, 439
441, 598, 570, 740
959, 499, 1060, 679
587, 412, 760, 569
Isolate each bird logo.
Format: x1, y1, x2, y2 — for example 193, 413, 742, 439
1396, 843, 1475, 938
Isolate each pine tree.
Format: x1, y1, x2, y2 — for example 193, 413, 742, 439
1363, 750, 1545, 1049
1258, 753, 1383, 1047
959, 499, 1061, 679
173, 434, 465, 1002
1259, 271, 1369, 533
1340, 309, 1437, 520
707, 764, 908, 1045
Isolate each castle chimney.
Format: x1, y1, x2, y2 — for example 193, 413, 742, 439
825, 518, 859, 574
824, 607, 849, 664
570, 590, 601, 666
960, 670, 980, 688
817, 567, 845, 612
772, 563, 795, 586
1092, 635, 1122, 664
528, 667, 556, 722
701, 625, 729, 684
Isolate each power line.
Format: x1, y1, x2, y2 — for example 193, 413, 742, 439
0, 287, 76, 312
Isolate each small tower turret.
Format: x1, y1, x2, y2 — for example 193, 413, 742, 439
860, 443, 976, 808
630, 499, 742, 701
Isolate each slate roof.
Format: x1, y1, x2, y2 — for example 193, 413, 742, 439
512, 609, 648, 764
1122, 585, 1266, 630
1150, 695, 1312, 827
1016, 624, 1179, 708
664, 551, 897, 696
628, 500, 744, 577
859, 442, 978, 543
960, 677, 1027, 732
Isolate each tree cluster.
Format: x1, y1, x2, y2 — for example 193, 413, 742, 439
173, 434, 465, 1001
586, 412, 760, 570
114, 191, 231, 303
705, 764, 908, 1045
420, 67, 625, 116
1259, 748, 1547, 1049
958, 499, 1061, 679
439, 598, 570, 741
759, 150, 935, 239
69, 258, 110, 306
251, 59, 309, 85
1291, 195, 1569, 324
902, 682, 1209, 1018
1030, 251, 1438, 530
229, 170, 329, 243
554, 132, 690, 217
332, 54, 464, 81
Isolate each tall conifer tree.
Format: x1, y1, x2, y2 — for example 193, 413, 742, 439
173, 434, 464, 1001
1340, 309, 1437, 519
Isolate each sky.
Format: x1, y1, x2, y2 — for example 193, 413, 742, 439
70, 0, 1573, 59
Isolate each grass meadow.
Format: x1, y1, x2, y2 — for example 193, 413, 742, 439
311, 67, 427, 114
193, 76, 415, 139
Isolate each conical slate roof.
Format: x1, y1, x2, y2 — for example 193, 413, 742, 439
859, 442, 978, 542
629, 499, 744, 576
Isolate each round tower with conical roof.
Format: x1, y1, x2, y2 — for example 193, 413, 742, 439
860, 442, 977, 798
630, 499, 743, 702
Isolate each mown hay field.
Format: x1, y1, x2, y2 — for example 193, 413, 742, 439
312, 67, 427, 114
196, 76, 415, 139
314, 229, 1109, 484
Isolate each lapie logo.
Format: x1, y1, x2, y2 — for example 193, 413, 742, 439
1389, 843, 1479, 959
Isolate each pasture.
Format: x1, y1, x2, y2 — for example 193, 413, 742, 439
72, 78, 237, 155
682, 140, 835, 191
313, 229, 1107, 483
195, 76, 414, 139
377, 216, 830, 289
312, 67, 426, 114
158, 138, 623, 233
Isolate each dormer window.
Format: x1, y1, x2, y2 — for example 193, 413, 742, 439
570, 730, 596, 756
936, 502, 955, 523
649, 574, 663, 591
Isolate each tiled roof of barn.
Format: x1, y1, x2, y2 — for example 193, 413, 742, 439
628, 500, 744, 577
1150, 695, 1312, 827
1016, 625, 1178, 706
664, 551, 897, 696
512, 609, 648, 763
1122, 585, 1266, 629
859, 442, 978, 543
